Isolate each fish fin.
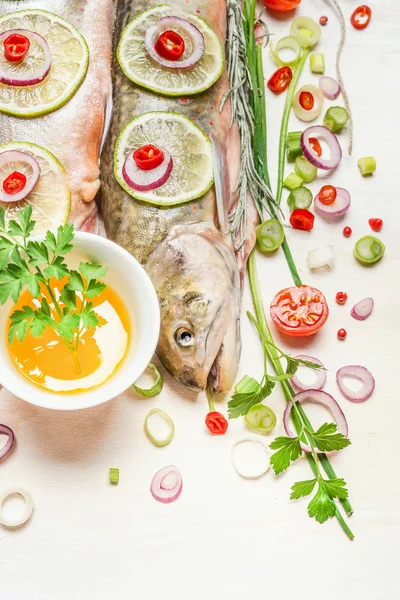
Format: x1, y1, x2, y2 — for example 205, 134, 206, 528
211, 134, 229, 234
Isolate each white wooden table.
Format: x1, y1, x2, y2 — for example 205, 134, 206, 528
1, 1, 399, 598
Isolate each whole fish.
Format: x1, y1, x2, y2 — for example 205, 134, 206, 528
101, 0, 257, 393
0, 0, 115, 232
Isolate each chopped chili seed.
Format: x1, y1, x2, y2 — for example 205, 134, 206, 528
343, 226, 352, 238
338, 328, 347, 340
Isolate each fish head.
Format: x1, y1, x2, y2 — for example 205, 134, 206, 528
146, 225, 240, 392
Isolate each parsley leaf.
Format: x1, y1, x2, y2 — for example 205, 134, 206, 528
312, 423, 351, 453
228, 374, 274, 418
8, 306, 46, 343
80, 303, 100, 330
307, 483, 337, 524
56, 314, 81, 341
26, 241, 49, 266
66, 270, 84, 293
0, 236, 14, 269
60, 286, 77, 310
85, 279, 106, 299
44, 256, 69, 280
45, 224, 74, 255
290, 478, 318, 500
79, 262, 108, 283
0, 269, 22, 303
269, 436, 302, 475
321, 477, 348, 500
0, 207, 5, 231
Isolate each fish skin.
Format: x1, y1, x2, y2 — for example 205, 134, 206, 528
101, 0, 245, 393
0, 0, 115, 233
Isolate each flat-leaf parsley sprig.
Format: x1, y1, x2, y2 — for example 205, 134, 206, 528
0, 206, 107, 372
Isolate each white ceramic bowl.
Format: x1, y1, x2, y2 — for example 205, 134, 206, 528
0, 232, 160, 410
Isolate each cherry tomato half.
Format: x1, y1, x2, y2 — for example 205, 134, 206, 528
263, 0, 301, 13
318, 185, 337, 206
270, 285, 329, 337
351, 5, 371, 30
309, 137, 322, 157
2, 171, 27, 195
267, 66, 292, 94
205, 412, 228, 435
3, 33, 30, 62
299, 91, 314, 111
133, 145, 164, 171
155, 30, 185, 61
290, 208, 315, 231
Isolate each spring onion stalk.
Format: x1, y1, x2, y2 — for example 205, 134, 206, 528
323, 106, 349, 133
144, 408, 175, 447
248, 250, 354, 535
290, 17, 322, 49
109, 468, 119, 485
283, 172, 303, 190
132, 363, 163, 397
294, 156, 318, 183
358, 156, 376, 177
271, 36, 302, 68
287, 186, 313, 211
310, 53, 325, 74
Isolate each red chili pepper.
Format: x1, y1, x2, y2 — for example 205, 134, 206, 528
299, 91, 314, 111
2, 171, 27, 195
154, 30, 185, 61
205, 411, 228, 435
351, 5, 371, 30
133, 145, 164, 171
267, 66, 292, 94
337, 328, 347, 340
336, 292, 348, 305
343, 226, 352, 238
368, 218, 383, 232
318, 185, 337, 206
319, 16, 328, 26
3, 33, 30, 62
309, 137, 322, 157
289, 208, 315, 231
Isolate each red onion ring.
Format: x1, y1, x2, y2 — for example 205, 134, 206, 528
314, 187, 351, 217
350, 298, 374, 321
144, 17, 205, 70
336, 365, 375, 403
0, 29, 51, 87
0, 424, 14, 460
122, 148, 173, 192
150, 465, 182, 504
301, 125, 342, 170
290, 355, 327, 392
319, 76, 341, 100
0, 150, 41, 203
283, 389, 348, 453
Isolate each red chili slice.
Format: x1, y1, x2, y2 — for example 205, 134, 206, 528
205, 412, 228, 435
2, 171, 27, 195
368, 218, 383, 232
309, 137, 322, 157
267, 66, 292, 94
318, 185, 337, 206
299, 91, 314, 111
351, 5, 371, 30
3, 33, 30, 62
290, 208, 315, 231
133, 145, 164, 171
154, 30, 185, 61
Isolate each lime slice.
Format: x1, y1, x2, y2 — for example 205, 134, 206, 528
0, 142, 71, 234
117, 4, 224, 97
0, 10, 89, 118
114, 111, 213, 206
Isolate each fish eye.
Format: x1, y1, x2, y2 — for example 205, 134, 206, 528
175, 327, 195, 347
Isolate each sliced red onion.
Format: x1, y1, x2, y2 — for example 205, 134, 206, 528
144, 17, 205, 70
283, 389, 348, 453
290, 355, 327, 392
0, 424, 14, 460
350, 298, 374, 321
150, 465, 182, 504
0, 29, 51, 87
122, 149, 173, 192
0, 150, 41, 203
319, 76, 341, 100
301, 125, 342, 170
336, 365, 375, 403
314, 187, 351, 217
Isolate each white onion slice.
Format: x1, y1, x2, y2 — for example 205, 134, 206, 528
231, 439, 271, 479
350, 298, 374, 321
0, 424, 14, 460
301, 125, 342, 170
314, 187, 351, 217
0, 487, 34, 528
122, 149, 173, 192
0, 29, 51, 86
0, 150, 41, 203
307, 245, 336, 269
283, 390, 348, 453
336, 365, 375, 403
319, 76, 341, 100
144, 17, 205, 70
292, 85, 324, 122
150, 465, 182, 504
290, 355, 327, 392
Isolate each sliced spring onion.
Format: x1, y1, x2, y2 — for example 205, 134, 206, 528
244, 403, 276, 434
310, 53, 325, 74
307, 245, 336, 269
0, 487, 34, 528
287, 131, 303, 162
270, 36, 302, 68
283, 172, 303, 190
323, 106, 349, 133
109, 468, 119, 485
358, 156, 376, 177
294, 156, 317, 183
287, 185, 313, 211
231, 439, 271, 479
144, 408, 175, 447
290, 17, 321, 48
292, 84, 324, 122
354, 236, 385, 265
133, 363, 163, 397
256, 219, 284, 253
